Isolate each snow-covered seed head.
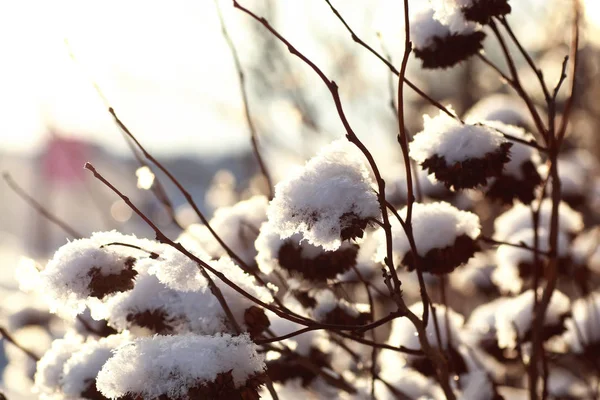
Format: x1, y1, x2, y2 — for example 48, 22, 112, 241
96, 333, 266, 400
410, 109, 512, 190
457, 0, 511, 24
38, 232, 158, 315
474, 121, 543, 204
311, 290, 369, 329
492, 228, 570, 294
563, 293, 600, 355
465, 298, 514, 363
382, 302, 469, 377
177, 195, 269, 266
376, 202, 481, 274
256, 223, 359, 282
496, 290, 571, 349
267, 140, 379, 251
494, 199, 584, 242
411, 5, 485, 69
34, 333, 130, 400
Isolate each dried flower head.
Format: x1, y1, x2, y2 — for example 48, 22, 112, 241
410, 109, 512, 190
455, 0, 511, 24
34, 231, 159, 316
96, 333, 266, 400
376, 202, 481, 274
473, 121, 543, 204
267, 140, 379, 251
411, 5, 485, 69
255, 223, 359, 282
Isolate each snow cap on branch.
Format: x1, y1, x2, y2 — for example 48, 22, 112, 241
267, 140, 379, 251
496, 289, 570, 349
36, 231, 160, 316
96, 333, 266, 399
411, 3, 485, 68
255, 222, 359, 282
410, 108, 511, 190
376, 202, 481, 274
494, 199, 583, 241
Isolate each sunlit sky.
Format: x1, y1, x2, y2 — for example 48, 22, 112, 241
0, 0, 597, 156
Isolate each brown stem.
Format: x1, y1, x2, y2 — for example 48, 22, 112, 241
0, 326, 39, 362
499, 16, 552, 102
231, 0, 404, 300
3, 172, 82, 239
213, 0, 274, 199
85, 163, 243, 333
479, 235, 551, 256
105, 106, 289, 311
557, 1, 581, 143
322, 0, 460, 122
488, 20, 548, 142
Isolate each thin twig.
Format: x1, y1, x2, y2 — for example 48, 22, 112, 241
0, 326, 39, 362
213, 0, 274, 199
3, 172, 82, 239
85, 163, 243, 333
479, 235, 551, 256
499, 16, 552, 103
323, 0, 461, 122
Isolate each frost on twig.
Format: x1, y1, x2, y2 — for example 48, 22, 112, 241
267, 140, 379, 251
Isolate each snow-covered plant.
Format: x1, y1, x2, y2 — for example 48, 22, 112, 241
267, 139, 380, 250
411, 3, 485, 68
96, 333, 266, 399
2, 0, 594, 399
495, 289, 570, 350
410, 109, 512, 190
376, 201, 481, 274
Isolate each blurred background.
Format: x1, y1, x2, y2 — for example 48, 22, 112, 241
0, 0, 599, 394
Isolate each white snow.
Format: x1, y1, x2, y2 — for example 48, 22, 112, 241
494, 199, 583, 241
33, 333, 85, 397
176, 195, 268, 265
96, 333, 265, 399
267, 139, 380, 251
90, 274, 231, 336
61, 333, 131, 397
473, 121, 541, 179
492, 228, 570, 294
375, 201, 480, 265
411, 3, 478, 50
495, 289, 570, 349
410, 108, 508, 165
37, 231, 158, 316
562, 292, 600, 353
